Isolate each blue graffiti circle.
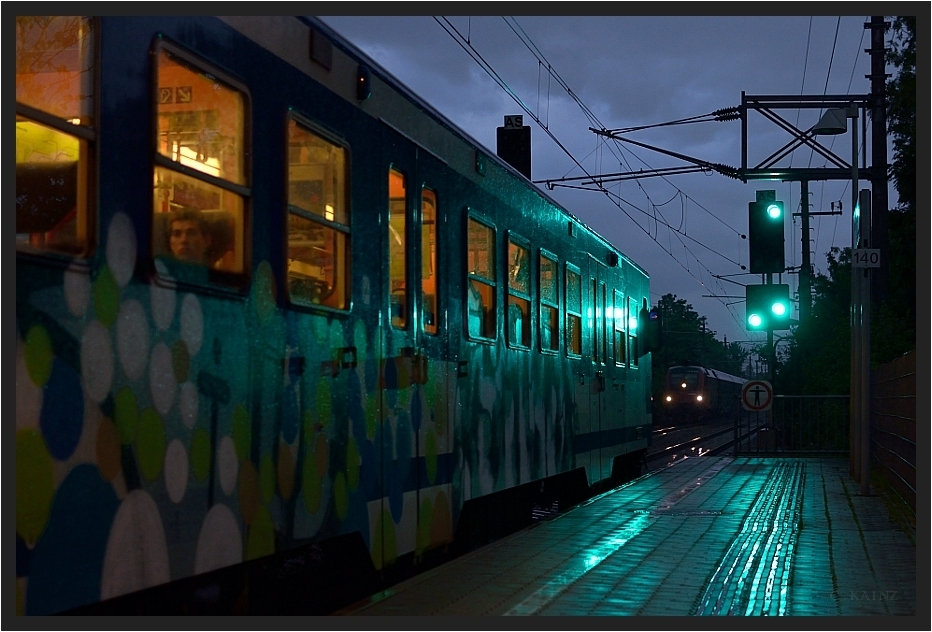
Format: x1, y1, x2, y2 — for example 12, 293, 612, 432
39, 358, 84, 461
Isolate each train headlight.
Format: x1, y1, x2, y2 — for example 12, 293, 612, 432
681, 382, 687, 388
696, 395, 703, 402
665, 395, 672, 402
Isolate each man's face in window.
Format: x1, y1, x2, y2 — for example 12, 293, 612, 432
170, 219, 211, 264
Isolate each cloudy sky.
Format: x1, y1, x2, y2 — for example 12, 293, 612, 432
319, 13, 884, 347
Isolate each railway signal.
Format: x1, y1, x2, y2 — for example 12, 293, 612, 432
748, 199, 785, 273
745, 283, 791, 331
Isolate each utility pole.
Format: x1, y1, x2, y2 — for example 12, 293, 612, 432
799, 180, 812, 323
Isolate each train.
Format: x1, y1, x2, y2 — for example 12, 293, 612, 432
659, 365, 745, 423
15, 15, 657, 615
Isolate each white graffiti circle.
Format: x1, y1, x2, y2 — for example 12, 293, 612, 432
105, 212, 137, 289
100, 490, 171, 601
81, 320, 114, 404
116, 299, 150, 381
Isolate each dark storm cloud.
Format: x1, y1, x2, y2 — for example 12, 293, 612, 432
320, 14, 876, 345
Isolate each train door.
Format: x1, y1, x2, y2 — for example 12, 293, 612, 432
410, 149, 453, 560
589, 258, 610, 483
378, 132, 452, 570
378, 131, 418, 570
566, 262, 590, 484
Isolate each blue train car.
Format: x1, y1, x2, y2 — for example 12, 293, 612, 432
15, 15, 654, 614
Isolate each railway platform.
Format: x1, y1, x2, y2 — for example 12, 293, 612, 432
336, 456, 918, 618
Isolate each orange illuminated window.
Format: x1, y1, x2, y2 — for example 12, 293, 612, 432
539, 252, 559, 352
566, 266, 582, 356
466, 217, 496, 340
421, 189, 439, 334
507, 236, 530, 349
16, 16, 95, 256
286, 117, 350, 309
389, 169, 407, 328
152, 45, 248, 278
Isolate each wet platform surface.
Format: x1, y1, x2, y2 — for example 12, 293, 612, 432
339, 456, 917, 617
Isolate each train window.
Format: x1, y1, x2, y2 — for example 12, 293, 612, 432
614, 290, 626, 366
565, 266, 581, 357
16, 16, 95, 257
421, 188, 438, 335
506, 235, 530, 349
286, 117, 350, 309
628, 297, 639, 367
466, 216, 496, 340
539, 252, 559, 352
153, 45, 249, 278
389, 169, 408, 328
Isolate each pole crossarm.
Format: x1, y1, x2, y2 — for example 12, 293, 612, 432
740, 93, 872, 184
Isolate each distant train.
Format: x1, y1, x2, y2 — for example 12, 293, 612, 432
660, 365, 744, 423
15, 16, 657, 615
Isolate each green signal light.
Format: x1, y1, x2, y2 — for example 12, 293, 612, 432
766, 203, 782, 219
771, 302, 787, 316
748, 313, 763, 328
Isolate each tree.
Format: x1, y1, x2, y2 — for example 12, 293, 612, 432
873, 15, 916, 363
649, 293, 749, 404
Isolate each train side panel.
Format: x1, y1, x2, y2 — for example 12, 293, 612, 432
15, 15, 654, 615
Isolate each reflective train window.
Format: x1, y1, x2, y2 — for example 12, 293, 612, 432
389, 169, 408, 328
286, 117, 350, 309
466, 216, 496, 340
15, 16, 96, 257
614, 289, 626, 366
152, 45, 249, 278
628, 297, 640, 366
539, 251, 559, 352
506, 235, 531, 349
565, 265, 582, 357
421, 188, 439, 335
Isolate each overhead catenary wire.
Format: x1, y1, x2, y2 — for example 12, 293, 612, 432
438, 15, 750, 336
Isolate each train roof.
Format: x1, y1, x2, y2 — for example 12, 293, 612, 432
667, 365, 745, 385
257, 15, 649, 279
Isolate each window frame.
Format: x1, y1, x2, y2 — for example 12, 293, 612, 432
284, 112, 352, 313
505, 231, 532, 351
538, 249, 560, 354
15, 15, 99, 261
150, 39, 252, 290
465, 212, 498, 343
565, 262, 582, 358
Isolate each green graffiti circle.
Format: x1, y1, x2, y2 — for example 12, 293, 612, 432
190, 427, 211, 482
314, 380, 332, 427
24, 325, 54, 387
259, 453, 276, 504
302, 450, 322, 514
92, 265, 120, 328
245, 506, 276, 561
333, 472, 348, 521
231, 404, 251, 461
114, 386, 139, 445
425, 429, 438, 485
137, 408, 166, 482
346, 437, 360, 491
15, 429, 55, 546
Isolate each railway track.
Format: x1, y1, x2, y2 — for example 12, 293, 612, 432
645, 415, 759, 471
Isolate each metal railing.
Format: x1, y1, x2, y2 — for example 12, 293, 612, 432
734, 395, 850, 456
